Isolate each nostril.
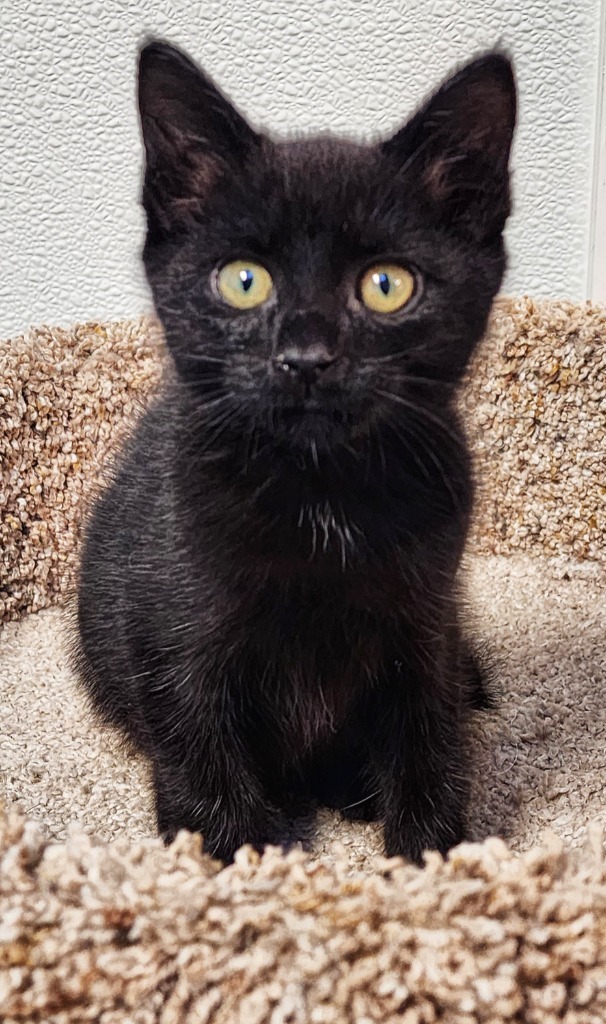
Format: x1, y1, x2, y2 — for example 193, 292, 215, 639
274, 343, 337, 377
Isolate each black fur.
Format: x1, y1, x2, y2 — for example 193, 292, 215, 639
74, 41, 516, 863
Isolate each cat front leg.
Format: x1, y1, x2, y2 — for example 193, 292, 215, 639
144, 680, 282, 862
153, 751, 280, 863
369, 660, 470, 864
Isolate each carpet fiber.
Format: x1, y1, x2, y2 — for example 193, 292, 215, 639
1, 557, 605, 862
1, 299, 605, 1021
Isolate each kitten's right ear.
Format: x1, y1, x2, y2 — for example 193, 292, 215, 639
138, 40, 260, 240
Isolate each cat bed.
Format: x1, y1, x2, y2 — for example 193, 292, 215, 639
1, 297, 605, 1021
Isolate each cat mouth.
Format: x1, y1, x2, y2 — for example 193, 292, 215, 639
270, 401, 369, 453
279, 404, 348, 426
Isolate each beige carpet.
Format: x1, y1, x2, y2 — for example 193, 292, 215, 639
2, 299, 606, 627
1, 555, 605, 864
2, 554, 606, 1022
2, 301, 606, 1021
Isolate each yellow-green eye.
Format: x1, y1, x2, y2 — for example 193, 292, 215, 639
216, 260, 273, 309
359, 263, 415, 314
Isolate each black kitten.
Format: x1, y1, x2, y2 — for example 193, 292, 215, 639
75, 41, 516, 864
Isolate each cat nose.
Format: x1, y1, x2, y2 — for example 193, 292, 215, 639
274, 343, 337, 382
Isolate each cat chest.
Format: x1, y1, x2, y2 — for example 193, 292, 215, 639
252, 619, 386, 753
239, 567, 409, 750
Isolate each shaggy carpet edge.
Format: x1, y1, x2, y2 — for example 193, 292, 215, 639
2, 803, 606, 1023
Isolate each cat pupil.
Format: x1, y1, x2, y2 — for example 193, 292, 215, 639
375, 272, 390, 296
240, 269, 254, 292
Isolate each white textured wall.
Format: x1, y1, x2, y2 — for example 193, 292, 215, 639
0, 0, 601, 337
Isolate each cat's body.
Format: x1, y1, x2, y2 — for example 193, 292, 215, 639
75, 42, 516, 863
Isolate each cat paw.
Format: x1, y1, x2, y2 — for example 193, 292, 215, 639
383, 815, 466, 865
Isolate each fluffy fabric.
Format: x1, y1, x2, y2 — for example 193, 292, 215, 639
0, 298, 605, 1021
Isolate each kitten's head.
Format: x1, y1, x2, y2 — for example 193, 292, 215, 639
138, 41, 516, 463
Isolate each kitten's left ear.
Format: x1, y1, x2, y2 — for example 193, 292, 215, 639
138, 40, 260, 240
383, 52, 517, 243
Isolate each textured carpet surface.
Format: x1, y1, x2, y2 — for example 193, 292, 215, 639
3, 803, 606, 1024
1, 556, 605, 866
1, 298, 606, 625
2, 553, 606, 1021
1, 301, 605, 1021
